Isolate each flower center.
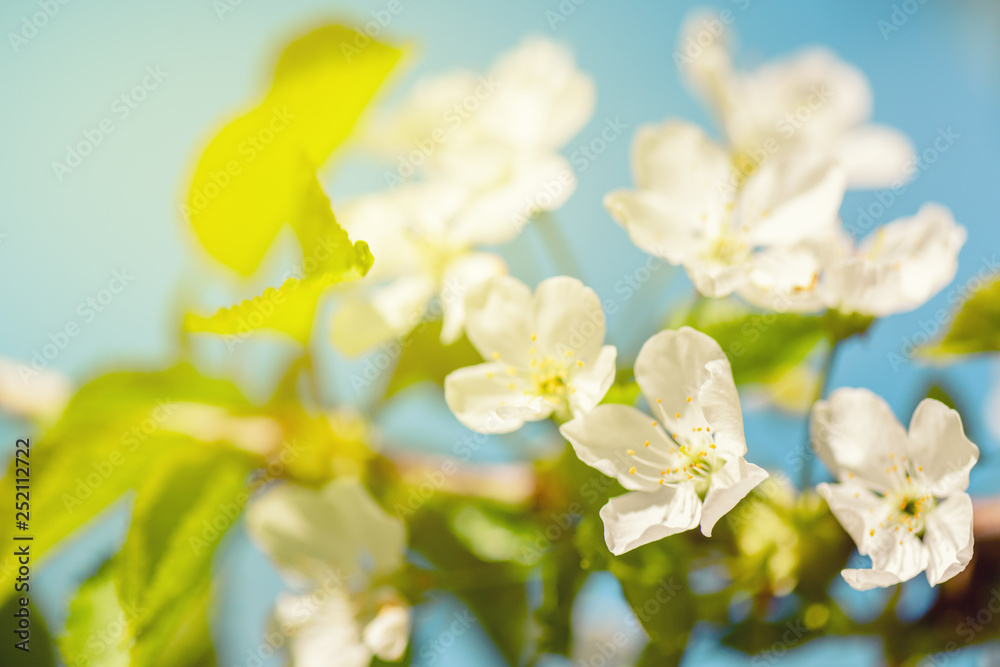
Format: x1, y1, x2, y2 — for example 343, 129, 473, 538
704, 233, 749, 266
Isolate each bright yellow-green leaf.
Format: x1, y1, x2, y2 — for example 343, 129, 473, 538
184, 161, 374, 344
184, 24, 401, 276
922, 276, 1000, 357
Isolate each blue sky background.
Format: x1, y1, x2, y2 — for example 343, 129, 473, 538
2, 0, 1000, 665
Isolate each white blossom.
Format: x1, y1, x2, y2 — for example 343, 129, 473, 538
813, 388, 979, 590
560, 327, 768, 554
444, 276, 617, 433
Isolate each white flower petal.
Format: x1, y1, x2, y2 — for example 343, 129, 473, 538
560, 404, 674, 492
906, 399, 979, 496
444, 363, 545, 434
482, 37, 595, 150
738, 152, 845, 247
834, 204, 966, 316
700, 458, 769, 536
247, 479, 406, 585
836, 125, 916, 189
531, 276, 606, 362
603, 189, 701, 264
634, 327, 730, 436
275, 591, 372, 667
599, 486, 702, 555
816, 482, 887, 555
697, 358, 747, 458
463, 276, 533, 367
811, 387, 908, 492
923, 493, 975, 586
568, 345, 618, 417
362, 604, 411, 662
439, 252, 508, 345
864, 533, 929, 589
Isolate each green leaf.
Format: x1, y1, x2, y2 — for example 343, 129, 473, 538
676, 300, 828, 385
185, 24, 401, 276
0, 366, 259, 600
60, 560, 132, 667
383, 321, 483, 398
185, 183, 374, 345
118, 447, 253, 666
922, 275, 1000, 357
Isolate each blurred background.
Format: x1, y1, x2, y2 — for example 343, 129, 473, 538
2, 0, 999, 664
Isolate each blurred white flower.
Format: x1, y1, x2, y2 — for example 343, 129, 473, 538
274, 589, 410, 667
739, 204, 966, 317
248, 478, 411, 665
247, 477, 406, 585
332, 181, 508, 355
363, 37, 593, 227
813, 388, 979, 590
678, 11, 915, 189
0, 358, 71, 421
444, 276, 617, 433
605, 120, 845, 297
560, 327, 768, 554
161, 402, 284, 456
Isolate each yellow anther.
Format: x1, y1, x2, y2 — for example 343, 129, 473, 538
564, 349, 574, 357
491, 351, 501, 360
577, 360, 584, 367
644, 440, 650, 447
530, 333, 537, 341
652, 421, 658, 427
486, 372, 494, 379
686, 396, 692, 403
627, 449, 635, 456
656, 398, 662, 403
675, 413, 680, 418
869, 529, 875, 537
709, 444, 716, 449
629, 467, 637, 475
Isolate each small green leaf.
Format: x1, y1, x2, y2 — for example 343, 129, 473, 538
675, 300, 828, 385
59, 560, 132, 667
922, 275, 1000, 357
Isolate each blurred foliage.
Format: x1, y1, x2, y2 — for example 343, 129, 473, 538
923, 275, 1000, 356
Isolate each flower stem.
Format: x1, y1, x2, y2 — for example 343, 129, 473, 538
534, 212, 586, 282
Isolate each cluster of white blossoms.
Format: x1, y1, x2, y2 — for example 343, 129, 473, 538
445, 286, 771, 555
437, 17, 981, 589
247, 479, 411, 667
332, 39, 595, 356
608, 15, 966, 316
